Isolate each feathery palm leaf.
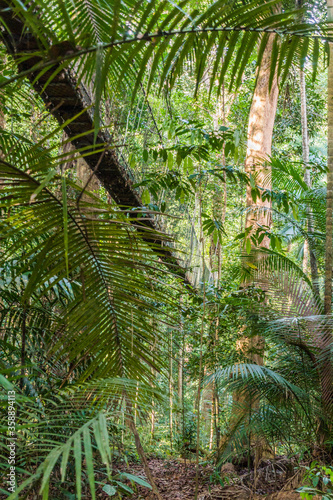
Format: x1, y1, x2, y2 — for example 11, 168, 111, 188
1, 0, 331, 107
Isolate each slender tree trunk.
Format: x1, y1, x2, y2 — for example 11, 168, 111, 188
0, 68, 5, 161
134, 381, 139, 426
325, 1, 333, 316
169, 329, 173, 451
213, 312, 220, 451
320, 0, 333, 442
300, 69, 310, 185
178, 295, 183, 434
194, 185, 206, 500
300, 68, 319, 291
125, 397, 163, 500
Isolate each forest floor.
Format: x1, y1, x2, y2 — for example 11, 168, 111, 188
110, 457, 309, 499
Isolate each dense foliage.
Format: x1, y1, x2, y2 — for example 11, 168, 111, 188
0, 0, 333, 499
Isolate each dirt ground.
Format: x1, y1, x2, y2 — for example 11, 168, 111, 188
104, 458, 310, 499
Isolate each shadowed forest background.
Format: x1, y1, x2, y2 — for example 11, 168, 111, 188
1, 0, 333, 498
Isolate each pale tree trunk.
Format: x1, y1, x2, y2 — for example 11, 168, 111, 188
76, 157, 100, 203
218, 34, 279, 461
244, 32, 279, 369
194, 187, 206, 500
244, 33, 279, 463
300, 69, 310, 184
245, 35, 279, 240
302, 73, 310, 277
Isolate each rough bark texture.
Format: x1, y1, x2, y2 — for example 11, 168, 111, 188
325, 2, 333, 316
218, 34, 279, 461
0, 0, 191, 286
244, 33, 279, 461
245, 34, 279, 242
320, 0, 333, 437
242, 34, 279, 368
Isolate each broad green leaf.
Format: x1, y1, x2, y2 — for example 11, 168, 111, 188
30, 169, 57, 202
103, 484, 117, 496
119, 472, 152, 489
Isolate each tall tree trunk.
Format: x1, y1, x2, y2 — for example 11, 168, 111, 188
178, 295, 183, 434
218, 34, 279, 460
244, 32, 279, 463
244, 33, 279, 362
169, 329, 173, 451
320, 0, 333, 442
194, 185, 206, 500
325, 1, 333, 316
245, 35, 279, 239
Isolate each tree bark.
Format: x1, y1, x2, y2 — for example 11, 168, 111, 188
218, 33, 279, 461
245, 34, 279, 241
320, 0, 333, 441
325, 1, 333, 316
243, 34, 279, 382
125, 397, 163, 500
178, 295, 183, 434
244, 33, 279, 462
